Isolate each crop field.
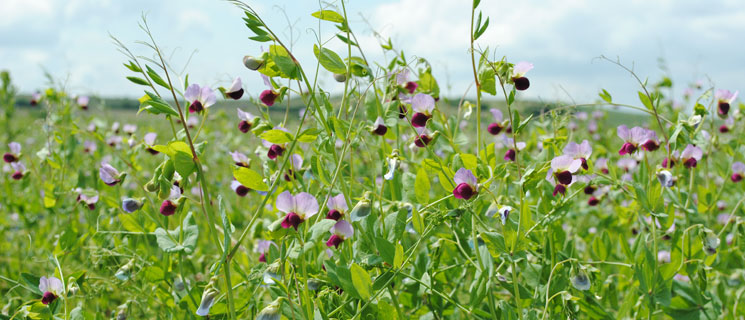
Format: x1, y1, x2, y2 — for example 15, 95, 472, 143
0, 1, 743, 319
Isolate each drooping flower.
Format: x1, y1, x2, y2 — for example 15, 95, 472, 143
237, 108, 256, 133
284, 154, 303, 181
410, 93, 435, 128
3, 142, 21, 163
77, 96, 90, 110
657, 170, 674, 188
39, 276, 64, 305
143, 133, 158, 155
511, 61, 533, 91
715, 89, 738, 118
327, 220, 354, 248
413, 127, 432, 148
255, 240, 277, 263
196, 276, 219, 316
547, 155, 583, 196
571, 270, 591, 291
383, 151, 401, 180
326, 194, 348, 221
680, 144, 703, 169
229, 151, 251, 168
731, 162, 745, 182
225, 77, 244, 100
563, 140, 592, 170
452, 168, 478, 200
184, 83, 217, 113
75, 188, 99, 210
159, 185, 182, 216
231, 180, 250, 197
259, 74, 279, 106
276, 191, 319, 230
99, 163, 124, 186
617, 125, 650, 155
371, 117, 388, 136
487, 109, 505, 135
121, 198, 143, 213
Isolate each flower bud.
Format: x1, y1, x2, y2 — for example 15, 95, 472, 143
350, 191, 373, 222
333, 73, 347, 82
243, 55, 264, 70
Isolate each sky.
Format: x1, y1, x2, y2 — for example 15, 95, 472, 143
1, 0, 743, 106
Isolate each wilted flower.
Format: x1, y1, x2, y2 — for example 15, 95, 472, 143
196, 276, 219, 316
237, 108, 256, 133
160, 185, 182, 216
276, 191, 319, 230
3, 142, 21, 163
703, 230, 720, 255
731, 162, 745, 182
230, 180, 250, 197
75, 188, 99, 210
259, 74, 279, 106
371, 117, 388, 136
511, 61, 533, 91
452, 168, 478, 200
121, 198, 142, 213
184, 83, 216, 113
680, 144, 703, 169
77, 96, 89, 110
225, 77, 244, 100
326, 194, 348, 221
115, 259, 135, 281
255, 240, 277, 263
39, 276, 64, 305
657, 170, 674, 188
571, 270, 591, 291
99, 163, 124, 186
487, 109, 505, 135
564, 140, 592, 170
326, 220, 354, 248
715, 89, 738, 118
229, 151, 251, 168
410, 93, 435, 127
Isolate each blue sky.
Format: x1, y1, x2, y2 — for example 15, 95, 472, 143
1, 0, 743, 106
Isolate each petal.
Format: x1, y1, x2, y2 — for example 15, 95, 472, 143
563, 142, 580, 157
170, 185, 182, 199
374, 116, 385, 126
294, 192, 319, 217
237, 108, 253, 121
567, 158, 583, 173
331, 220, 354, 238
144, 132, 157, 145
8, 142, 20, 154
48, 277, 63, 293
629, 126, 647, 144
453, 168, 477, 186
616, 125, 630, 140
290, 154, 303, 170
733, 162, 745, 174
275, 191, 294, 213
201, 86, 217, 107
39, 276, 48, 292
395, 69, 409, 85
512, 61, 533, 76
77, 96, 89, 105
229, 77, 242, 92
579, 140, 592, 157
327, 194, 348, 211
261, 74, 272, 88
411, 93, 435, 113
230, 180, 242, 191
551, 155, 574, 170
99, 163, 119, 184
184, 84, 200, 102
489, 108, 503, 121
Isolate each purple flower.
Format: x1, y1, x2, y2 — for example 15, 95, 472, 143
326, 194, 348, 220
231, 180, 250, 197
511, 61, 533, 91
229, 151, 251, 168
731, 162, 745, 182
617, 125, 649, 155
284, 154, 303, 181
3, 142, 21, 163
547, 155, 582, 196
326, 220, 354, 248
372, 117, 388, 136
276, 191, 319, 230
144, 133, 158, 155
595, 157, 609, 174
617, 158, 637, 172
184, 83, 216, 113
39, 276, 63, 305
75, 188, 99, 210
121, 198, 142, 213
262, 127, 290, 160
563, 140, 592, 170
160, 185, 182, 216
225, 77, 244, 100
453, 168, 478, 200
662, 150, 680, 168
657, 250, 671, 264
77, 96, 90, 110
255, 240, 277, 262
680, 144, 703, 169
99, 163, 122, 186
395, 69, 418, 94
196, 277, 219, 316
259, 74, 278, 106
413, 127, 432, 148
30, 92, 41, 105
487, 109, 504, 135
410, 93, 435, 128
500, 137, 526, 161
237, 108, 256, 133
122, 124, 137, 135
715, 89, 738, 118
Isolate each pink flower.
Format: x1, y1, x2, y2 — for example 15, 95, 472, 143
237, 108, 256, 133
225, 77, 244, 100
99, 163, 123, 186
410, 93, 435, 128
77, 96, 90, 110
3, 142, 21, 163
259, 74, 278, 106
680, 144, 703, 169
617, 125, 655, 155
255, 240, 277, 262
230, 180, 250, 197
452, 168, 478, 200
487, 109, 505, 135
413, 127, 432, 148
563, 140, 592, 170
39, 276, 63, 305
372, 117, 388, 136
325, 194, 348, 221
277, 191, 319, 230
262, 127, 291, 160
326, 220, 354, 248
715, 89, 738, 118
732, 162, 745, 182
230, 151, 251, 168
184, 83, 216, 113
511, 62, 533, 91
75, 188, 99, 210
284, 154, 303, 181
160, 185, 182, 216
547, 155, 582, 196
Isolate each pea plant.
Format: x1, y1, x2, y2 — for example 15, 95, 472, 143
2, 0, 744, 319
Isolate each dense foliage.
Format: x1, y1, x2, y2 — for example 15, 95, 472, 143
1, 1, 744, 319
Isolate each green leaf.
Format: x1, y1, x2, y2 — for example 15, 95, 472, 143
311, 10, 345, 23
153, 212, 199, 254
259, 129, 293, 144
126, 76, 149, 86
313, 44, 347, 74
269, 45, 299, 79
394, 243, 404, 268
481, 232, 507, 258
233, 167, 270, 192
638, 91, 654, 110
414, 166, 430, 204
172, 150, 195, 178
599, 89, 612, 103
375, 237, 396, 265
146, 65, 171, 90
411, 207, 424, 234
478, 64, 496, 95
309, 219, 337, 241
474, 17, 489, 40
350, 263, 372, 300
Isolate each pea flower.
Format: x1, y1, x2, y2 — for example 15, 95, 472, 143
184, 83, 216, 113
77, 96, 89, 110
326, 220, 354, 248
396, 69, 418, 94
453, 168, 478, 200
680, 144, 703, 169
413, 127, 432, 148
75, 188, 98, 210
257, 299, 282, 320
657, 170, 674, 188
259, 74, 279, 106
229, 151, 251, 168
39, 276, 64, 305
112, 122, 120, 134
571, 270, 591, 291
703, 230, 720, 255
107, 135, 122, 147
83, 140, 97, 154
255, 240, 277, 262
371, 117, 388, 136
511, 61, 533, 91
262, 127, 290, 160
160, 185, 182, 216
720, 117, 734, 133
617, 158, 637, 172
121, 198, 143, 213
657, 250, 671, 264
3, 142, 21, 163
409, 93, 435, 128
715, 89, 738, 118
225, 77, 244, 100
547, 155, 582, 196
10, 162, 25, 180
237, 108, 256, 133
501, 137, 526, 161
487, 109, 505, 135
122, 124, 136, 136
662, 150, 680, 168
383, 151, 401, 180
231, 180, 250, 197
30, 92, 41, 105
563, 140, 592, 170
276, 191, 319, 230
100, 163, 124, 186
595, 157, 609, 174
731, 162, 745, 182
144, 133, 158, 155
284, 154, 303, 181
326, 194, 348, 221
243, 55, 265, 70
196, 276, 219, 316
617, 125, 656, 155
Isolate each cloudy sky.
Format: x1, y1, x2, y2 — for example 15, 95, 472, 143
1, 0, 743, 105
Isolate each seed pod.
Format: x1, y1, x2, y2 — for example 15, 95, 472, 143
333, 73, 347, 82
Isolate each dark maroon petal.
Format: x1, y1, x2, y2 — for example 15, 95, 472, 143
41, 291, 57, 305
504, 149, 516, 161
188, 100, 203, 113
684, 158, 697, 169
405, 81, 418, 94
373, 124, 388, 136
259, 253, 266, 263
588, 196, 599, 206
326, 234, 344, 248
281, 212, 304, 230
260, 90, 278, 106
11, 171, 23, 180
580, 158, 589, 170
453, 182, 476, 200
160, 200, 177, 216
3, 153, 16, 163
601, 168, 609, 174
268, 144, 284, 160
718, 102, 730, 117
487, 123, 502, 135
227, 88, 244, 100
235, 185, 250, 197
146, 148, 160, 155
414, 134, 431, 148
326, 209, 342, 221
619, 142, 637, 155
720, 125, 729, 133
584, 185, 596, 195
642, 140, 659, 152
411, 112, 430, 127
732, 173, 743, 183
555, 170, 573, 185
505, 126, 512, 134
87, 203, 96, 210
513, 77, 530, 91
552, 184, 566, 196
238, 120, 251, 133
398, 104, 408, 119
